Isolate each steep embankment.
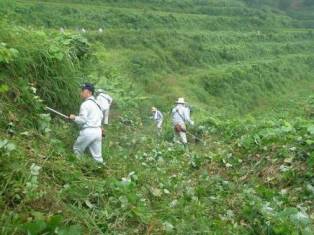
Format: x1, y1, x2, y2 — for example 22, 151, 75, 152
0, 0, 313, 234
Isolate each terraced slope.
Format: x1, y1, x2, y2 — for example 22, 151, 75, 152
289, 8, 314, 28
3, 0, 313, 114
2, 0, 291, 31
0, 1, 314, 234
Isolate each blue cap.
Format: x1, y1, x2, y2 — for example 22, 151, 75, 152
81, 83, 95, 94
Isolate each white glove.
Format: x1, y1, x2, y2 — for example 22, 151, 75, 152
190, 120, 195, 126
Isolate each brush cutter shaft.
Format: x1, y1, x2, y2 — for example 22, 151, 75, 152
46, 107, 69, 119
186, 131, 205, 144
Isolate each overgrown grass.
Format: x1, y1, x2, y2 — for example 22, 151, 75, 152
0, 20, 91, 128
0, 0, 314, 234
0, 0, 292, 30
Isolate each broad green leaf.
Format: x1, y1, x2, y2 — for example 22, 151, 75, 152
307, 125, 314, 135
6, 143, 16, 152
23, 220, 47, 235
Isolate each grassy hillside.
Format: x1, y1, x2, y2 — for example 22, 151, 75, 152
244, 0, 314, 28
0, 0, 314, 234
2, 0, 314, 114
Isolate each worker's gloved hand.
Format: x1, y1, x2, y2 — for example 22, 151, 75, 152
190, 120, 195, 126
69, 114, 76, 120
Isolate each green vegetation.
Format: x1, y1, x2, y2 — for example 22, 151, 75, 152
244, 0, 314, 28
0, 0, 313, 234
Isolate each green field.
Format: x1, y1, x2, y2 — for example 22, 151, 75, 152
0, 0, 314, 234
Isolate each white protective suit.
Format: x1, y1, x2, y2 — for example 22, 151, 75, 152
96, 93, 113, 125
152, 109, 163, 133
73, 96, 104, 163
171, 104, 194, 144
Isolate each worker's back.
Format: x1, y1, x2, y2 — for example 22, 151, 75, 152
172, 104, 187, 125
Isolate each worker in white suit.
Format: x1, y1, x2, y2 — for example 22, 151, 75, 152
171, 98, 194, 145
96, 89, 113, 125
69, 83, 104, 163
151, 106, 163, 135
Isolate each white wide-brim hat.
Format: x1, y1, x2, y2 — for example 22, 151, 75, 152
176, 97, 185, 104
